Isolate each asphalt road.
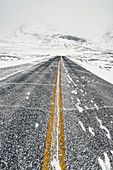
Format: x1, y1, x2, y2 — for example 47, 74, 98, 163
0, 56, 113, 169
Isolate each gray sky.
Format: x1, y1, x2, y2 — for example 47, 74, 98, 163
0, 0, 113, 40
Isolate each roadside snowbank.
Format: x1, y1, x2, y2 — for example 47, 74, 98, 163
0, 55, 51, 69
68, 56, 113, 85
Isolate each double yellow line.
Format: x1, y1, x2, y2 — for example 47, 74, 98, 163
42, 57, 66, 170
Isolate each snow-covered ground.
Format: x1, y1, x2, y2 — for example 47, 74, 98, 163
68, 51, 113, 84
0, 54, 52, 68
0, 21, 113, 84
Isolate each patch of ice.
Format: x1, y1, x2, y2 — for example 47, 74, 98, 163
98, 152, 111, 170
27, 92, 30, 95
35, 123, 39, 128
66, 76, 71, 83
63, 63, 77, 88
89, 127, 95, 136
80, 89, 84, 93
85, 106, 88, 109
76, 105, 83, 112
96, 117, 111, 140
26, 96, 29, 100
77, 98, 80, 103
79, 121, 86, 132
51, 158, 61, 170
94, 104, 98, 110
110, 150, 113, 155
71, 90, 77, 95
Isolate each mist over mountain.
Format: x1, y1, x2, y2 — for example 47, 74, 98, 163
99, 24, 113, 51
0, 21, 101, 59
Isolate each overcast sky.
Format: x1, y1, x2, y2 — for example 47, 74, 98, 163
0, 0, 113, 40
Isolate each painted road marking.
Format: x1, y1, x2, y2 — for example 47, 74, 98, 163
59, 58, 66, 169
42, 57, 66, 170
0, 64, 35, 81
42, 65, 58, 169
0, 83, 55, 85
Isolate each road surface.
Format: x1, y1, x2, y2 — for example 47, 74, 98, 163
0, 56, 113, 169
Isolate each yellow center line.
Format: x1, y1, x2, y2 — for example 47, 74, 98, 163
59, 58, 66, 169
51, 59, 60, 170
52, 100, 59, 160
42, 57, 66, 170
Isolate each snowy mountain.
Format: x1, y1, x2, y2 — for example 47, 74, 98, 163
0, 22, 100, 60
99, 25, 113, 51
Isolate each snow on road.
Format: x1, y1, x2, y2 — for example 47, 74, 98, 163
96, 117, 111, 140
88, 127, 95, 136
78, 121, 86, 132
0, 55, 51, 69
0, 55, 52, 81
98, 152, 111, 170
